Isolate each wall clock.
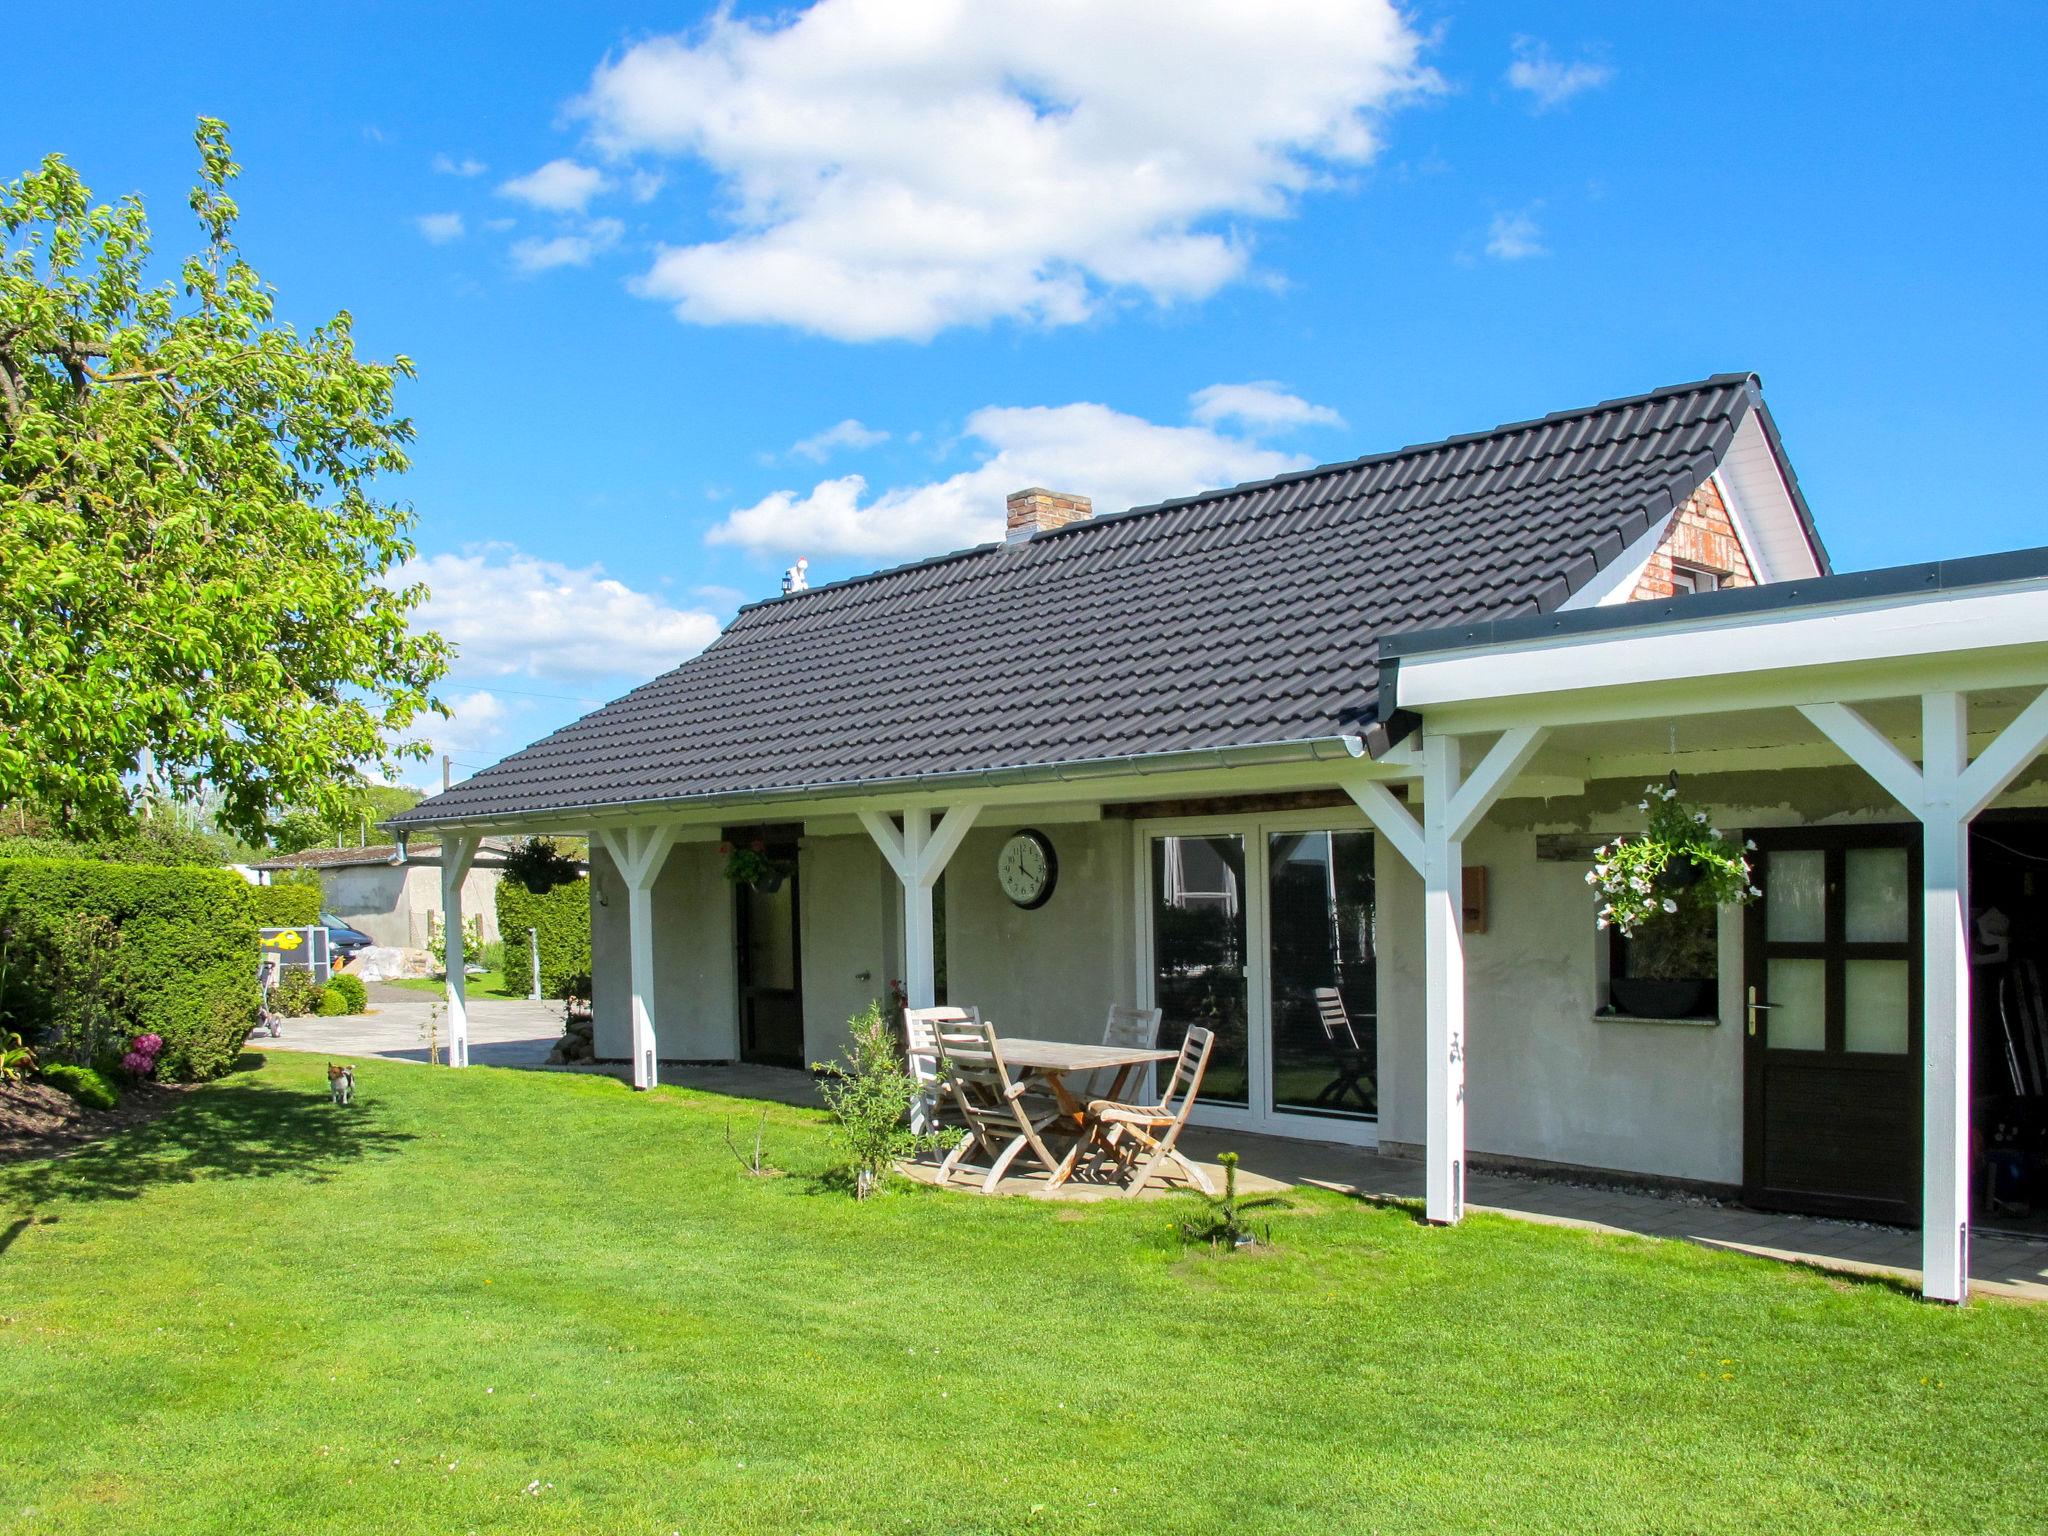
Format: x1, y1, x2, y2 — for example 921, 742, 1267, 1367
996, 829, 1058, 910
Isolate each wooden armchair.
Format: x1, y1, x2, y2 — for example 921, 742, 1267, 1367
931, 1019, 1081, 1193
1086, 1025, 1217, 1198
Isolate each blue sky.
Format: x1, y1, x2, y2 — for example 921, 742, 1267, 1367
7, 2, 2045, 786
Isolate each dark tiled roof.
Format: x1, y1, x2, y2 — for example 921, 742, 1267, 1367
396, 373, 1797, 827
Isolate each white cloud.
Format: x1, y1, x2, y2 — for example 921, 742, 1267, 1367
790, 418, 890, 461
1506, 38, 1613, 111
415, 212, 465, 244
710, 394, 1321, 559
498, 157, 610, 212
627, 169, 666, 203
576, 0, 1435, 341
433, 153, 488, 176
399, 544, 724, 685
1189, 381, 1344, 432
1485, 207, 1546, 261
510, 218, 623, 273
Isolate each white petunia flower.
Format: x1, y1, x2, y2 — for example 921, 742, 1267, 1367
1662, 898, 1678, 913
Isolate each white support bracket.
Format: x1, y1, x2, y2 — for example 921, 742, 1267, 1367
1797, 688, 2048, 1302
440, 834, 481, 1069
598, 823, 682, 1090
1342, 778, 1424, 874
860, 803, 983, 1009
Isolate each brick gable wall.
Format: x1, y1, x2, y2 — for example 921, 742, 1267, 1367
1630, 476, 1757, 600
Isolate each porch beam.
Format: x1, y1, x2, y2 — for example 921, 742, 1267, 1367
439, 834, 481, 1069
597, 823, 681, 1090
1919, 691, 1971, 1302
1958, 685, 2048, 819
1797, 702, 1928, 814
1342, 777, 1424, 874
1445, 727, 1550, 843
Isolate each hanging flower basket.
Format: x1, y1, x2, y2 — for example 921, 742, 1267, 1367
720, 840, 783, 891
1587, 778, 1761, 937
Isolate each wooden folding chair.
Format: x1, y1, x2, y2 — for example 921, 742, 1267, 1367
1085, 1025, 1216, 1198
932, 1019, 1081, 1193
903, 1005, 980, 1135
1311, 987, 1376, 1113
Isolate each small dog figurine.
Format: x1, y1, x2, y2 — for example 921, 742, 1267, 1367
327, 1063, 355, 1106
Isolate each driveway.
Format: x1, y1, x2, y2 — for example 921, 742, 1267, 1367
259, 983, 565, 1068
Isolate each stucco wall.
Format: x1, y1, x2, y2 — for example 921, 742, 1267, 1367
945, 819, 1136, 1043
590, 842, 736, 1062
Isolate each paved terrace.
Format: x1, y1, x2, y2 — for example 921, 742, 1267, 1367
269, 989, 2048, 1303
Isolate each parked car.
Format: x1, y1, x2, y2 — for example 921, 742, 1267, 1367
322, 914, 375, 960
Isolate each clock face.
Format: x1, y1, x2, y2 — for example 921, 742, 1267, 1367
997, 830, 1057, 909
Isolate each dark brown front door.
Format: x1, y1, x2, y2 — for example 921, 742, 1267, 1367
1743, 827, 1922, 1222
736, 865, 804, 1068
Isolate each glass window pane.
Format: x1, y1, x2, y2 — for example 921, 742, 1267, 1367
1767, 958, 1826, 1050
1844, 847, 1909, 943
1267, 830, 1376, 1121
1844, 959, 1911, 1053
1765, 850, 1826, 942
1151, 835, 1248, 1107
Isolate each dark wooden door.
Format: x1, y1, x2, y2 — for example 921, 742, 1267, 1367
736, 865, 804, 1068
1743, 827, 1921, 1222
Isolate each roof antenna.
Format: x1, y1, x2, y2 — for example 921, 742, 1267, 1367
782, 557, 810, 595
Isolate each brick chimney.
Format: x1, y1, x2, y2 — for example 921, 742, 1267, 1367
1006, 487, 1093, 542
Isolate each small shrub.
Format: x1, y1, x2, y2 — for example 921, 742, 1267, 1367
325, 972, 368, 1014
813, 1001, 956, 1199
1177, 1152, 1287, 1252
427, 911, 482, 978
1, 1029, 35, 1083
270, 970, 324, 1018
315, 986, 349, 1016
41, 1062, 119, 1110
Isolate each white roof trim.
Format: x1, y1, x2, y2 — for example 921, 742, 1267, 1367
1718, 410, 1822, 580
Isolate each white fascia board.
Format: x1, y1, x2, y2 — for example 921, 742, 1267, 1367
1394, 583, 2048, 723
1558, 514, 1674, 609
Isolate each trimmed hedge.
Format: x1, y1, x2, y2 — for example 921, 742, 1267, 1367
0, 859, 259, 1081
41, 1062, 119, 1110
497, 877, 591, 1000
252, 881, 323, 928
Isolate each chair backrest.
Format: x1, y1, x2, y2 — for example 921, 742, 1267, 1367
1313, 987, 1361, 1052
1158, 1026, 1215, 1119
904, 1005, 979, 1085
934, 1020, 1029, 1126
1102, 1005, 1162, 1052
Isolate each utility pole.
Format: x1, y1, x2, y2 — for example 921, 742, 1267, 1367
442, 754, 451, 792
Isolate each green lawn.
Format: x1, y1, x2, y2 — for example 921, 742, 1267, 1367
381, 968, 519, 997
3, 1057, 2045, 1534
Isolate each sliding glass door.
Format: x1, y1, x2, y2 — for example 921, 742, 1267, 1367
1141, 814, 1378, 1144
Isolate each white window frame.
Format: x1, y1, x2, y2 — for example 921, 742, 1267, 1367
1131, 806, 1382, 1148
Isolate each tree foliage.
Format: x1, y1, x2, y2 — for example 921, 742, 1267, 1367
0, 119, 448, 842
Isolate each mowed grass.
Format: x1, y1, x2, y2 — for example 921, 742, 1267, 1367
382, 969, 518, 998
2, 1057, 2045, 1535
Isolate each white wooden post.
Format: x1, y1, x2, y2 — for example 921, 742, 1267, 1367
1919, 692, 1972, 1304
597, 824, 681, 1090
1800, 686, 2048, 1301
859, 802, 983, 1011
440, 834, 481, 1068
1420, 734, 1467, 1224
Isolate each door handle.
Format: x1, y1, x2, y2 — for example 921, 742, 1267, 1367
1746, 985, 1776, 1036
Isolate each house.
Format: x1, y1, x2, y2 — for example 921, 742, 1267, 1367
249, 841, 515, 951
389, 373, 2048, 1303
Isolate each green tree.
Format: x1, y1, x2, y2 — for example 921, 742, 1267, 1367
0, 119, 448, 842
